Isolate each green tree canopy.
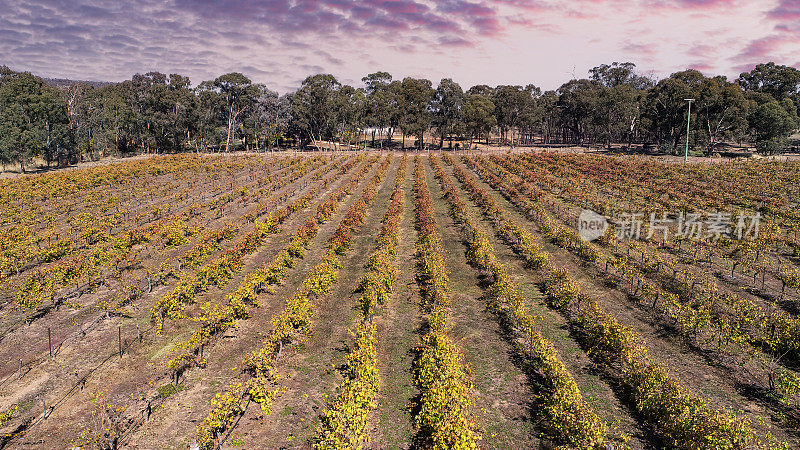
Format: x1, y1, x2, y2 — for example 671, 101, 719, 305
432, 78, 464, 148
0, 71, 72, 171
397, 77, 434, 149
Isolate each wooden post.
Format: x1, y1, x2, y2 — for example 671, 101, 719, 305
48, 327, 52, 358
118, 326, 122, 358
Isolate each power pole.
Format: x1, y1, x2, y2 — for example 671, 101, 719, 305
684, 98, 695, 163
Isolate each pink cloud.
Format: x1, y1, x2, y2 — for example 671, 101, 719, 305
4, 0, 800, 93
366, 0, 429, 15
767, 0, 800, 21
733, 35, 795, 63
439, 36, 474, 47
732, 62, 757, 74
623, 42, 658, 57
645, 0, 737, 8
687, 62, 714, 72
687, 42, 720, 59
489, 0, 553, 12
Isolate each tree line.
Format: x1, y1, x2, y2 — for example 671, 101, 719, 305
1, 62, 799, 171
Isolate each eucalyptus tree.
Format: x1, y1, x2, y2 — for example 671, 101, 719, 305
738, 62, 800, 101
291, 74, 342, 150
0, 71, 72, 171
590, 62, 652, 90
132, 73, 197, 153
748, 98, 799, 154
247, 86, 289, 151
65, 83, 99, 159
2, 60, 799, 160
194, 84, 224, 152
128, 72, 166, 153
643, 69, 752, 153
695, 75, 748, 150
62, 82, 91, 136
397, 77, 434, 150
198, 73, 257, 152
333, 85, 366, 150
466, 84, 494, 97
431, 78, 464, 148
738, 64, 800, 152
93, 83, 134, 156
588, 63, 650, 149
538, 90, 559, 144
644, 73, 696, 153
362, 72, 396, 148
164, 74, 197, 152
492, 84, 539, 147
556, 78, 603, 145
463, 93, 496, 148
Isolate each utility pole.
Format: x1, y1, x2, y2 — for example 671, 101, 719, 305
684, 98, 695, 163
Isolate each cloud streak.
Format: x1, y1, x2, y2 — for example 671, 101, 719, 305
0, 0, 797, 92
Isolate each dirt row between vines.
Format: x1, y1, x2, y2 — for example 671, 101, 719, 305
1, 156, 359, 447
435, 158, 654, 448
453, 156, 797, 446
3, 153, 795, 448
0, 159, 315, 381
121, 158, 380, 449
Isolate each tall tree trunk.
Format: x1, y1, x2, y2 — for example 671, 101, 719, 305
225, 118, 233, 152
225, 107, 236, 153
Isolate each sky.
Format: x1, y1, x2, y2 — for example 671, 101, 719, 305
1, 0, 799, 92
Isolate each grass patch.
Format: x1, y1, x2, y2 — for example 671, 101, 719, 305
280, 405, 295, 417
156, 383, 185, 399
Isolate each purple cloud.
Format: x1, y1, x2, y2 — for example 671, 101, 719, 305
728, 0, 800, 71
767, 0, 800, 21
1, 0, 799, 93
645, 0, 737, 8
